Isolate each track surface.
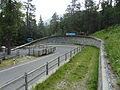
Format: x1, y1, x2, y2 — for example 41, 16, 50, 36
0, 45, 78, 88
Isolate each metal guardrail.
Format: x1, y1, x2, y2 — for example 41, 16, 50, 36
0, 46, 84, 90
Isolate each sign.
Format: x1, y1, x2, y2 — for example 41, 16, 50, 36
66, 33, 77, 36
27, 38, 33, 42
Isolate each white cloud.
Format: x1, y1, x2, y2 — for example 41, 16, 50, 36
31, 0, 72, 22
20, 0, 88, 22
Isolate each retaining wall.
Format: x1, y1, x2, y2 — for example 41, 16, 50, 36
15, 35, 112, 90
29, 35, 111, 90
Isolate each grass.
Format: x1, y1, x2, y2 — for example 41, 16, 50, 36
92, 25, 120, 84
0, 56, 37, 67
33, 46, 99, 90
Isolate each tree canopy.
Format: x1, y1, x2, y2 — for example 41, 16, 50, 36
0, 0, 120, 54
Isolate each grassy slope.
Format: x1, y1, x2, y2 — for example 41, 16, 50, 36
33, 46, 99, 90
92, 25, 120, 83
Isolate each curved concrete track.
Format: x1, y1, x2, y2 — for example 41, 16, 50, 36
0, 45, 78, 89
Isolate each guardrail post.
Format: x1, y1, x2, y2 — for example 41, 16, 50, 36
2, 51, 6, 60
78, 47, 80, 52
42, 49, 44, 55
65, 53, 67, 61
16, 49, 20, 57
38, 51, 40, 56
74, 49, 75, 55
46, 62, 49, 75
28, 46, 30, 55
0, 59, 2, 64
77, 47, 78, 53
25, 73, 28, 90
58, 57, 60, 66
33, 48, 35, 56
70, 51, 72, 57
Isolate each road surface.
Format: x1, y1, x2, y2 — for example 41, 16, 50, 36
0, 45, 79, 90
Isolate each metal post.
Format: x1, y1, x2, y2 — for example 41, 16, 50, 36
79, 47, 80, 52
3, 52, 5, 60
65, 53, 67, 61
0, 59, 2, 64
74, 49, 75, 55
17, 49, 20, 57
28, 46, 30, 55
38, 51, 40, 56
58, 57, 60, 66
46, 62, 48, 75
25, 73, 28, 90
45, 49, 47, 55
70, 51, 72, 57
42, 49, 44, 55
77, 47, 79, 53
33, 48, 34, 56
79, 47, 81, 52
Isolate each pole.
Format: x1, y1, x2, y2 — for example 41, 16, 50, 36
65, 53, 67, 61
25, 73, 28, 90
46, 62, 48, 75
58, 57, 60, 66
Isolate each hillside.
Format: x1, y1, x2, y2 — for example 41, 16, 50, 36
92, 25, 120, 84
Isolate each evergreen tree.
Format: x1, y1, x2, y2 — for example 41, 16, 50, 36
23, 0, 36, 38
0, 0, 24, 54
37, 15, 45, 37
50, 12, 59, 35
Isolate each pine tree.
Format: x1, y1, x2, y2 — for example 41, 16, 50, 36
38, 15, 45, 37
0, 0, 24, 54
50, 12, 59, 35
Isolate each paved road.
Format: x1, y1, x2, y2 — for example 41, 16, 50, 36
0, 45, 78, 89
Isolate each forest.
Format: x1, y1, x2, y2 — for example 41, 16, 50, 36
0, 0, 120, 54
